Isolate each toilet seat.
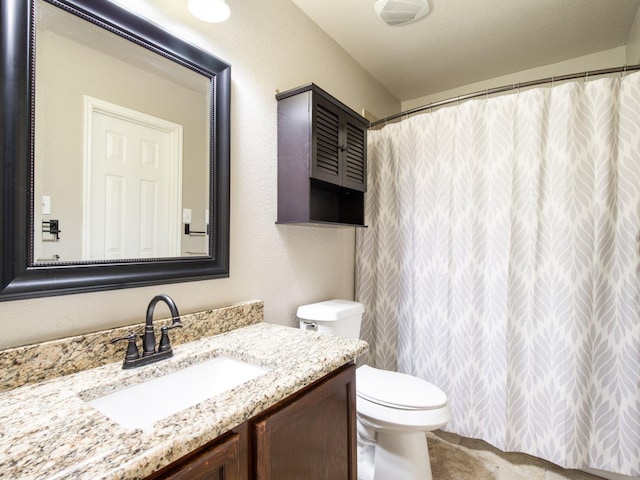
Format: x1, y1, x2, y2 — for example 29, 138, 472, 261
355, 365, 451, 433
356, 365, 447, 410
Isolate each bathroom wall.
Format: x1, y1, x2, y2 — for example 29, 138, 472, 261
401, 6, 640, 111
626, 5, 640, 64
0, 0, 399, 349
6, 0, 636, 350
402, 46, 627, 110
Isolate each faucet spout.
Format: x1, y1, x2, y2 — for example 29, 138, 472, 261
143, 294, 182, 356
146, 293, 182, 326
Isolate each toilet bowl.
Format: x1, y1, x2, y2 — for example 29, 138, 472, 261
297, 300, 451, 480
356, 365, 451, 480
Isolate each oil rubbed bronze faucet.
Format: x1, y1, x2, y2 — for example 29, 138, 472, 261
111, 294, 183, 369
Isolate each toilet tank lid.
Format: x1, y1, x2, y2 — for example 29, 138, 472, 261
297, 299, 364, 321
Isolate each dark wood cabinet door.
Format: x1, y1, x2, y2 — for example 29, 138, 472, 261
312, 95, 343, 186
253, 364, 357, 480
311, 95, 367, 193
342, 115, 367, 192
147, 425, 247, 480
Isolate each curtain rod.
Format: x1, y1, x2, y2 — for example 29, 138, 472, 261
370, 64, 640, 128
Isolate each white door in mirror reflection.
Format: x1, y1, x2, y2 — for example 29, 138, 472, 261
83, 97, 183, 260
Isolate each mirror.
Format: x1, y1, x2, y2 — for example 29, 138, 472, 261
0, 0, 230, 301
34, 1, 212, 263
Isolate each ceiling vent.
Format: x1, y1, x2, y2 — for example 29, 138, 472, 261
374, 0, 431, 26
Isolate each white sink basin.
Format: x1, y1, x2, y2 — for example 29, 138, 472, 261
85, 356, 270, 431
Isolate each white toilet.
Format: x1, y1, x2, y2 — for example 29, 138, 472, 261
297, 299, 451, 480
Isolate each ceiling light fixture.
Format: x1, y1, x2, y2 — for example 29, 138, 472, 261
188, 0, 231, 23
374, 0, 430, 26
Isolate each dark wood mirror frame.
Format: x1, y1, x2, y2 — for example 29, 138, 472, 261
0, 0, 230, 301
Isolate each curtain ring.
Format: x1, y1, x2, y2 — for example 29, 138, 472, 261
456, 95, 460, 106
622, 65, 627, 78
551, 76, 554, 88
584, 71, 588, 83
517, 82, 520, 95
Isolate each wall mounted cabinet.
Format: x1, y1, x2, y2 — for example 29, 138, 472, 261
276, 84, 369, 227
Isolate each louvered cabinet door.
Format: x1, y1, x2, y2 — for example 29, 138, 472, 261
312, 96, 367, 192
341, 117, 367, 192
311, 97, 343, 186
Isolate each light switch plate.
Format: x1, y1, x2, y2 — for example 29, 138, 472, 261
42, 196, 51, 215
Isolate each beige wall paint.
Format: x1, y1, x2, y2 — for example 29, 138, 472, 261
626, 5, 640, 65
13, 0, 634, 350
0, 0, 399, 349
402, 47, 627, 111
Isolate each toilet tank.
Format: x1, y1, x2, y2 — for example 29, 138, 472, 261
297, 299, 365, 339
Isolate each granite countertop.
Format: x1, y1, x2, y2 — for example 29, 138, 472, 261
0, 323, 367, 480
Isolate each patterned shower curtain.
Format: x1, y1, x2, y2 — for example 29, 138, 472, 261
355, 72, 640, 476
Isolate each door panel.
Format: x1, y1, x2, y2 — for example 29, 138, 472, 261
83, 98, 182, 260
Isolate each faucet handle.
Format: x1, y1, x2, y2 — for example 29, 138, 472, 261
110, 333, 140, 362
158, 325, 181, 353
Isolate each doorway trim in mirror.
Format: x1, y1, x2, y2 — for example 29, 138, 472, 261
0, 0, 230, 301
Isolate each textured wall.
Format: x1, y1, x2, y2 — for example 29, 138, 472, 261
0, 0, 399, 349
626, 5, 640, 64
402, 47, 627, 110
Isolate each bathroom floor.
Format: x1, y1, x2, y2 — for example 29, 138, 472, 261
428, 431, 603, 480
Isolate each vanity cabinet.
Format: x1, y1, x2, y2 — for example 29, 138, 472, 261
147, 424, 248, 480
146, 363, 356, 480
276, 84, 368, 227
253, 362, 357, 479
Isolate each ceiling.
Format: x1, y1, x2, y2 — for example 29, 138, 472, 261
290, 0, 640, 102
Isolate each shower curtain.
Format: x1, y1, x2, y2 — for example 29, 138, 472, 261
355, 72, 640, 476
